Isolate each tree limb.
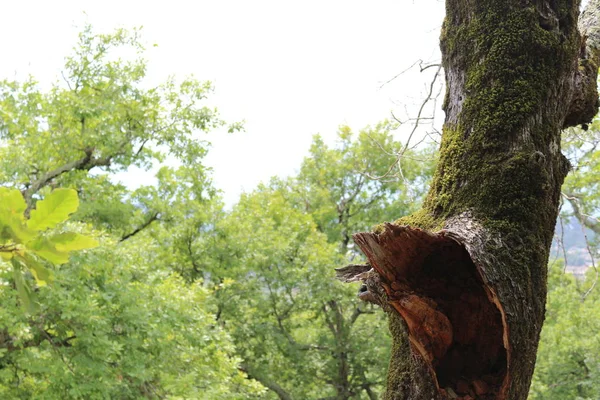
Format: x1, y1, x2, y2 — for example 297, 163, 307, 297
562, 191, 600, 234
22, 147, 113, 213
119, 212, 160, 242
240, 363, 293, 400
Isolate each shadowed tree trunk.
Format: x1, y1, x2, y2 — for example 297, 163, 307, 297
338, 1, 600, 399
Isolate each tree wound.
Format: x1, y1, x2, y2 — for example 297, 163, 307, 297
353, 224, 508, 400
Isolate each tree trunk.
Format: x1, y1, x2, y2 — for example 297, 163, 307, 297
338, 1, 600, 399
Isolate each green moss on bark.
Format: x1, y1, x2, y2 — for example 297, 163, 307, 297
392, 209, 442, 231
428, 0, 578, 234
383, 312, 441, 400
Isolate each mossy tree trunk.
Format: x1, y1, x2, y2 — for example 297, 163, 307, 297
338, 1, 600, 399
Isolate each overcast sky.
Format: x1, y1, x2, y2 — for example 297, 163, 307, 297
1, 0, 446, 204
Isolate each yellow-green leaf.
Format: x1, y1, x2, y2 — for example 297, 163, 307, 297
28, 237, 70, 265
0, 189, 34, 242
20, 254, 53, 285
50, 232, 99, 252
0, 251, 13, 261
0, 212, 35, 243
27, 189, 79, 231
11, 258, 37, 313
6, 220, 35, 243
0, 188, 27, 217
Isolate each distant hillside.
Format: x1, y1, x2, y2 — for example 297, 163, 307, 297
552, 217, 597, 278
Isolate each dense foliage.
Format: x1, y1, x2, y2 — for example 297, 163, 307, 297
0, 26, 598, 399
0, 26, 259, 399
530, 265, 600, 399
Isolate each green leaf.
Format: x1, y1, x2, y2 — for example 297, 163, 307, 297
2, 220, 35, 243
0, 188, 27, 216
0, 212, 35, 244
20, 254, 53, 285
11, 258, 37, 313
50, 232, 99, 252
27, 189, 79, 231
0, 188, 34, 242
28, 237, 70, 265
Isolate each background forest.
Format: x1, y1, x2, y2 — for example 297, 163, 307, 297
0, 27, 599, 400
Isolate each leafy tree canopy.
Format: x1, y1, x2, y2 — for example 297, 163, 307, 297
0, 22, 599, 400
0, 25, 259, 399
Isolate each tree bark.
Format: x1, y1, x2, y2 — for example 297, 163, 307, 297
339, 1, 600, 399
22, 147, 113, 214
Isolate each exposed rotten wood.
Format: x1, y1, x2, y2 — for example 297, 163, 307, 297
351, 223, 507, 400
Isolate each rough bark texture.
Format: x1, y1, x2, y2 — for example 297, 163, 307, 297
339, 1, 600, 399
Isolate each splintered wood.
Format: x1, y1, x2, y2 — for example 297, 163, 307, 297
353, 223, 506, 400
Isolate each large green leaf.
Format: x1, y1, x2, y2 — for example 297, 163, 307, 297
11, 258, 37, 313
27, 189, 79, 231
50, 232, 99, 252
28, 237, 70, 265
6, 220, 35, 243
0, 209, 35, 243
0, 188, 27, 217
0, 188, 32, 242
20, 254, 53, 285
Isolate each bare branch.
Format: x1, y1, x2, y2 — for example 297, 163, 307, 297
420, 63, 442, 72
119, 212, 160, 243
562, 192, 600, 235
562, 192, 600, 297
134, 138, 150, 158
366, 64, 443, 184
379, 60, 422, 89
399, 64, 443, 159
580, 220, 598, 300
22, 147, 113, 213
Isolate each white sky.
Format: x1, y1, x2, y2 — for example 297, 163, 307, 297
1, 0, 445, 205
